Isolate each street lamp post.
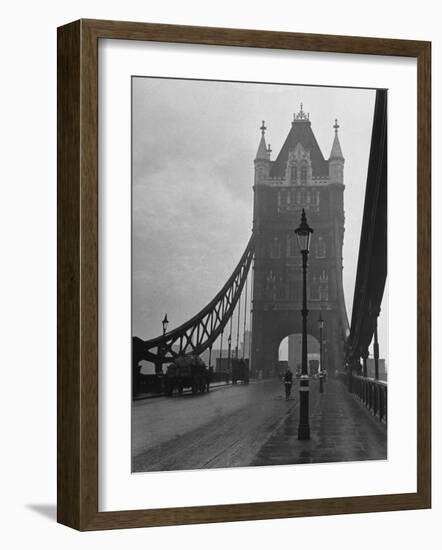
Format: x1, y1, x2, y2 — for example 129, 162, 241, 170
318, 311, 324, 394
295, 209, 313, 441
158, 313, 169, 374
227, 334, 232, 383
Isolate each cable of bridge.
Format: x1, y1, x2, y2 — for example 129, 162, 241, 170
242, 276, 248, 360
228, 307, 234, 370
248, 259, 254, 369
236, 286, 241, 359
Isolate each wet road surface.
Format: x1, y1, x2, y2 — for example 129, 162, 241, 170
132, 379, 294, 472
132, 378, 387, 472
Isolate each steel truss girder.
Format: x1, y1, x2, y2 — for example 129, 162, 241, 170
134, 233, 255, 365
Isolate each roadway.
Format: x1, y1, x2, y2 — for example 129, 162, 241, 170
132, 379, 294, 472
131, 378, 387, 472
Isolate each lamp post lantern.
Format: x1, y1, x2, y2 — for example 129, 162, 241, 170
162, 314, 169, 336
318, 311, 324, 394
295, 209, 313, 440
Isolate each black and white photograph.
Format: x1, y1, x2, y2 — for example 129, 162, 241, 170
131, 77, 388, 473
2, 0, 436, 543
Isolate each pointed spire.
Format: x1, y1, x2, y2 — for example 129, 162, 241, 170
255, 121, 270, 160
329, 118, 344, 160
255, 135, 268, 160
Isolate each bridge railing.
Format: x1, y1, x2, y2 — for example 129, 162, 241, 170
338, 372, 387, 424
352, 376, 387, 423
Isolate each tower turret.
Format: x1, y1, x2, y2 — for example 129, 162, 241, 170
254, 121, 271, 185
329, 119, 345, 184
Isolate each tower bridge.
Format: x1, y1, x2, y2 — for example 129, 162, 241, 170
251, 103, 348, 379
132, 90, 388, 471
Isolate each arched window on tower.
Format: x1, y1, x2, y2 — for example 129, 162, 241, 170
309, 275, 320, 300
276, 274, 285, 300
287, 189, 292, 204
310, 190, 320, 211
288, 271, 300, 301
287, 235, 297, 257
316, 236, 326, 258
300, 165, 308, 185
270, 237, 281, 258
319, 270, 329, 301
290, 165, 298, 185
265, 270, 276, 300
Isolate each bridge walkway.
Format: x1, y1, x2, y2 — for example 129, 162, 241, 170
252, 377, 387, 466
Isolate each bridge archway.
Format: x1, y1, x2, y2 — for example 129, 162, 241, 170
278, 333, 320, 376
251, 307, 345, 378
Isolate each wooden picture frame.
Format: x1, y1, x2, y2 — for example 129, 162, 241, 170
57, 18, 431, 530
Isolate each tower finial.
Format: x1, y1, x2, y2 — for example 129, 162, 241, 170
294, 103, 308, 121
267, 143, 272, 155
260, 120, 267, 136
330, 118, 344, 160
255, 122, 269, 161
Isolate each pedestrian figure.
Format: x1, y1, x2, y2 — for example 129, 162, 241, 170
283, 368, 293, 400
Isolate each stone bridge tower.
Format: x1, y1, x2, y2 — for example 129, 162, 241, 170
251, 105, 349, 377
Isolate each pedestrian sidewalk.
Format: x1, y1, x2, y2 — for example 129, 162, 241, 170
252, 378, 387, 466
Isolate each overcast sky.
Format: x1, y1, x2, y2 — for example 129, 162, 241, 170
132, 77, 388, 361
